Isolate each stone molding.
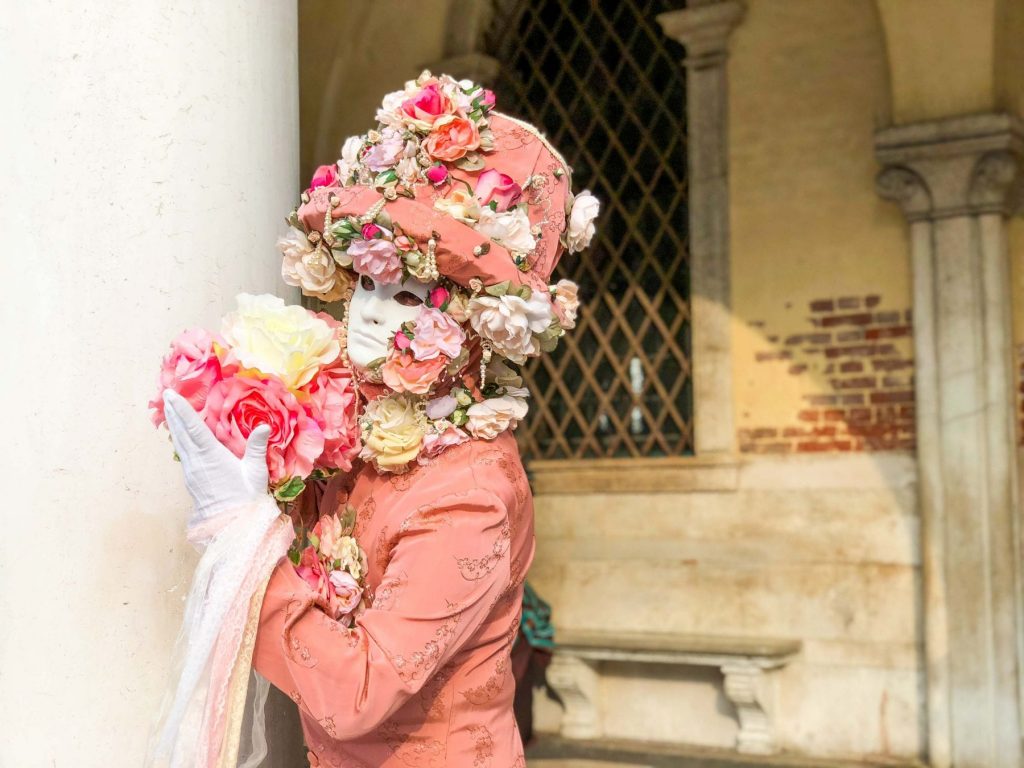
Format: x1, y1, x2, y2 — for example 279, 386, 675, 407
876, 113, 1024, 220
658, 1, 746, 68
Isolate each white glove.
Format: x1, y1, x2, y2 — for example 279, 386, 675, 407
162, 389, 272, 524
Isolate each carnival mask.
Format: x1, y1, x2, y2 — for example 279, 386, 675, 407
346, 275, 437, 371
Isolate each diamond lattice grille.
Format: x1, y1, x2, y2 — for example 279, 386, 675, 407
486, 0, 693, 460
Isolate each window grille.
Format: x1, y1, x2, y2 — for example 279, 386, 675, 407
485, 0, 693, 460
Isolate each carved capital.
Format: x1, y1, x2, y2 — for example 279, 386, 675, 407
657, 1, 746, 68
876, 113, 1024, 221
876, 165, 932, 222
970, 150, 1024, 216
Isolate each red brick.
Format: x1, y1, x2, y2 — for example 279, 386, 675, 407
882, 375, 911, 388
798, 409, 819, 422
796, 441, 832, 453
840, 361, 864, 373
823, 409, 845, 422
755, 350, 794, 362
848, 407, 872, 422
872, 358, 914, 372
840, 393, 865, 405
831, 376, 877, 390
789, 364, 808, 375
866, 325, 911, 340
836, 330, 865, 343
821, 313, 874, 328
874, 311, 901, 325
810, 299, 835, 313
805, 394, 839, 406
865, 295, 882, 308
838, 296, 861, 310
871, 390, 915, 405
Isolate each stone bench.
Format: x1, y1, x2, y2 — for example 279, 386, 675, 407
547, 629, 801, 756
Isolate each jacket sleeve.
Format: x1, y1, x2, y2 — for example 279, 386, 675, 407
252, 487, 511, 738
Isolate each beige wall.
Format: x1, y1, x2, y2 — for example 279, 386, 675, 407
298, 0, 453, 182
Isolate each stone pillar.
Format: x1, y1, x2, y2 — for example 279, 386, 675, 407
0, 2, 303, 765
876, 113, 1024, 768
658, 1, 745, 456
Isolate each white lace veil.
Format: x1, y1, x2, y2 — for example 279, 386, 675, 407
145, 496, 294, 768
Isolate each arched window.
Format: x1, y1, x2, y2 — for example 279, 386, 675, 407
486, 0, 692, 461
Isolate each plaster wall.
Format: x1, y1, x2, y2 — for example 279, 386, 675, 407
0, 3, 302, 765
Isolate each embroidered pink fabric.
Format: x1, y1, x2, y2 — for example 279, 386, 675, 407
254, 431, 534, 767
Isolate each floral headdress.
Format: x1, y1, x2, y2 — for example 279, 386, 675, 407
277, 71, 599, 472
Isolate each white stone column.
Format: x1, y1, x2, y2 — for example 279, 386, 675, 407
0, 3, 302, 766
658, 0, 745, 456
876, 113, 1024, 768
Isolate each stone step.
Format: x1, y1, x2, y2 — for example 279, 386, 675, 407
525, 735, 925, 768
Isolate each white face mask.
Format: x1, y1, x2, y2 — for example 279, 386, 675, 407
346, 275, 436, 371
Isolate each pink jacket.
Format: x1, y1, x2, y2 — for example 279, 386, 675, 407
253, 431, 534, 767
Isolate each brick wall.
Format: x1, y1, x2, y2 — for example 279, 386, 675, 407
738, 295, 915, 454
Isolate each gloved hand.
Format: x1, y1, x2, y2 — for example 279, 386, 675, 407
162, 389, 272, 523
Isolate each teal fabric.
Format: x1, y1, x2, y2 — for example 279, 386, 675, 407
518, 581, 555, 650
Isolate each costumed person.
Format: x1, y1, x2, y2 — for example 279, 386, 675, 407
164, 72, 599, 767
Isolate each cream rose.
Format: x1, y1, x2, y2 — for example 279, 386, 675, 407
434, 187, 482, 224
552, 279, 580, 330
466, 390, 530, 440
566, 190, 600, 253
468, 291, 554, 363
359, 394, 427, 470
278, 227, 346, 302
221, 293, 341, 389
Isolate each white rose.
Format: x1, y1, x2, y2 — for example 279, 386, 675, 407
336, 135, 365, 182
278, 227, 345, 301
466, 393, 530, 440
476, 206, 536, 254
566, 190, 600, 253
375, 90, 406, 129
221, 293, 340, 389
467, 291, 553, 364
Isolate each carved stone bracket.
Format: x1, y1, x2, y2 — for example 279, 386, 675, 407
547, 653, 601, 739
658, 1, 746, 68
722, 660, 781, 756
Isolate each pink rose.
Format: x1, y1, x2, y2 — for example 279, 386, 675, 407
428, 285, 449, 309
362, 134, 405, 171
295, 546, 330, 603
361, 223, 382, 239
419, 422, 469, 461
150, 328, 233, 427
308, 164, 338, 191
348, 237, 403, 285
475, 169, 523, 212
424, 115, 480, 162
393, 330, 412, 351
401, 83, 454, 128
381, 350, 448, 394
202, 375, 325, 484
328, 570, 362, 616
426, 163, 449, 185
305, 365, 360, 472
425, 394, 457, 420
481, 89, 496, 109
410, 306, 465, 361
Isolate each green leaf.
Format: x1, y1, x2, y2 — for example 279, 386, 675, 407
338, 504, 357, 536
273, 476, 306, 502
485, 280, 512, 297
454, 153, 485, 172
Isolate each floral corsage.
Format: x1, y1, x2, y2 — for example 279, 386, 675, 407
289, 506, 369, 626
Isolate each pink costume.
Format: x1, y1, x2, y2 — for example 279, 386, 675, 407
253, 431, 534, 767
